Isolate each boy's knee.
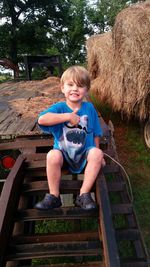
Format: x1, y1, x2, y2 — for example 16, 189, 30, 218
87, 148, 103, 164
47, 150, 63, 166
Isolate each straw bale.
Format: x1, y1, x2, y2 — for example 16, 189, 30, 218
87, 2, 150, 120
86, 31, 113, 80
86, 32, 113, 103
111, 1, 150, 119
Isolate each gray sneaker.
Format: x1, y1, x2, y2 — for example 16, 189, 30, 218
34, 193, 62, 210
75, 193, 97, 210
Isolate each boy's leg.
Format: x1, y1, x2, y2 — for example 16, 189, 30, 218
75, 147, 103, 210
46, 149, 64, 197
80, 147, 103, 195
34, 149, 63, 210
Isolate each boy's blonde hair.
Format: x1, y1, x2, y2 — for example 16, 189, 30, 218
60, 66, 91, 90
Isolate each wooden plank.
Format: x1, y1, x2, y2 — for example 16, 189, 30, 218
21, 262, 103, 267
20, 261, 103, 267
23, 153, 47, 161
0, 110, 19, 133
22, 180, 83, 195
15, 207, 98, 222
26, 159, 46, 169
7, 240, 101, 260
107, 181, 126, 192
96, 173, 121, 267
0, 137, 52, 150
115, 229, 140, 241
4, 118, 36, 136
103, 164, 120, 174
24, 169, 71, 179
0, 108, 12, 123
25, 169, 47, 178
11, 231, 99, 244
111, 204, 133, 214
121, 262, 149, 267
0, 155, 25, 267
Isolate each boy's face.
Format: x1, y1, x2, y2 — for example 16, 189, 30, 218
61, 79, 88, 104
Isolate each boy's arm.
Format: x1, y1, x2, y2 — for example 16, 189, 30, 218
38, 109, 80, 126
94, 136, 100, 148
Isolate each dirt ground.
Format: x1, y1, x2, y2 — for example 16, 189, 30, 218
113, 124, 134, 166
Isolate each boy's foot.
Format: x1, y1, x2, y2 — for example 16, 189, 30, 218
34, 193, 62, 210
75, 193, 97, 210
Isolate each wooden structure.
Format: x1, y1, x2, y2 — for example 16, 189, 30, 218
0, 58, 19, 79
24, 55, 63, 80
0, 80, 149, 267
0, 124, 149, 266
0, 78, 63, 140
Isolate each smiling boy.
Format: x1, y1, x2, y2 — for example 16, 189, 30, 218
35, 65, 104, 210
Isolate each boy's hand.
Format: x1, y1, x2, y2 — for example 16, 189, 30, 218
69, 108, 80, 126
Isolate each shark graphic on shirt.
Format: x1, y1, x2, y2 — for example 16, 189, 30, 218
58, 115, 88, 161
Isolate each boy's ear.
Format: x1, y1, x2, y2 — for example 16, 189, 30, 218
85, 89, 88, 96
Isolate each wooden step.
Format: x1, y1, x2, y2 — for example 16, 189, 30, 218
15, 207, 98, 222
0, 138, 52, 151
22, 180, 83, 195
26, 162, 121, 173
26, 160, 47, 169
11, 231, 99, 244
22, 180, 125, 196
107, 181, 126, 192
111, 204, 133, 214
0, 153, 149, 267
115, 229, 140, 241
7, 240, 101, 260
103, 164, 120, 174
121, 261, 149, 267
21, 262, 103, 267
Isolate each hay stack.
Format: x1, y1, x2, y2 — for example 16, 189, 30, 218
112, 1, 150, 119
86, 31, 112, 79
86, 31, 113, 102
87, 1, 150, 120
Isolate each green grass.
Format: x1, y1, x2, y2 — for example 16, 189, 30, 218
35, 217, 98, 234
118, 240, 136, 259
126, 127, 150, 167
35, 219, 75, 234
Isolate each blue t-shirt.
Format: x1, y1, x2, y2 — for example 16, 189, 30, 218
38, 101, 102, 173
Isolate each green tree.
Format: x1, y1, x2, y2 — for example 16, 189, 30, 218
86, 0, 141, 34
51, 0, 89, 65
0, 0, 71, 71
0, 0, 142, 77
